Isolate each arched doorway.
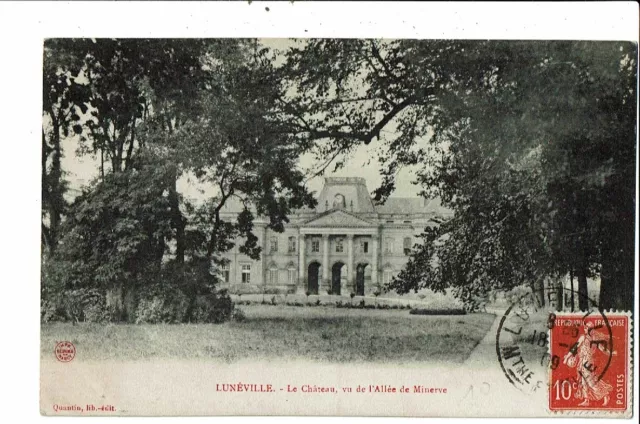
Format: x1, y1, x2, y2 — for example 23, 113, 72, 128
331, 262, 345, 295
307, 262, 320, 295
356, 263, 368, 296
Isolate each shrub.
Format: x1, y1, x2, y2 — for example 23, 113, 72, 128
135, 284, 190, 324
41, 297, 64, 323
228, 283, 263, 295
504, 285, 536, 308
190, 291, 234, 324
232, 308, 246, 322
359, 299, 366, 308
409, 308, 467, 316
42, 288, 111, 323
41, 258, 112, 323
315, 299, 321, 306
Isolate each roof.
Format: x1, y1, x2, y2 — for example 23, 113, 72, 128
316, 177, 375, 213
374, 198, 424, 214
218, 179, 452, 218
375, 197, 451, 216
303, 209, 375, 228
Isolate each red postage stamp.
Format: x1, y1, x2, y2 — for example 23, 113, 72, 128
549, 312, 630, 414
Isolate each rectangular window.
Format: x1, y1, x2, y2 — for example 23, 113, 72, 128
403, 237, 412, 255
269, 269, 278, 285
270, 236, 278, 252
383, 270, 393, 285
288, 236, 296, 253
221, 264, 230, 283
287, 269, 296, 285
385, 238, 394, 253
311, 240, 320, 253
241, 264, 251, 284
362, 241, 369, 253
335, 238, 344, 253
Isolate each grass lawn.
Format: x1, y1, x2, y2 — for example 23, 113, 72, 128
41, 305, 495, 364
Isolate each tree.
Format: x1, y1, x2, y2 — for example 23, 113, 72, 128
43, 39, 316, 322
279, 40, 636, 311
42, 40, 88, 253
48, 153, 174, 321
140, 42, 316, 316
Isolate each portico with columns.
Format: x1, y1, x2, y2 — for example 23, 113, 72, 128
297, 218, 380, 295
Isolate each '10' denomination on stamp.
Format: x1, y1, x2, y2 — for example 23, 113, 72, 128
549, 313, 630, 415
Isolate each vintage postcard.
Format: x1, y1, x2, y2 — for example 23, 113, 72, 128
39, 33, 636, 418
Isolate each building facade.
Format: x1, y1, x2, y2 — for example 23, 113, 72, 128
217, 177, 451, 296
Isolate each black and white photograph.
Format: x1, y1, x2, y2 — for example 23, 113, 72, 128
0, 1, 633, 419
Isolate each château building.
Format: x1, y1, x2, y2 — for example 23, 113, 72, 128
216, 177, 451, 296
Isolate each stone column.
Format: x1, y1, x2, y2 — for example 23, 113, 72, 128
261, 225, 267, 286
371, 233, 378, 287
322, 234, 330, 290
298, 233, 305, 289
347, 234, 354, 292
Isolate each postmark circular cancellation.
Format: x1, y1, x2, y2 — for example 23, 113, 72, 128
495, 288, 632, 416
54, 341, 76, 362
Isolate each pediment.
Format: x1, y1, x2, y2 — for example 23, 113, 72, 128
302, 209, 375, 228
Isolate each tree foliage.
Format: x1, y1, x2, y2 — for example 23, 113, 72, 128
42, 39, 316, 322
280, 40, 636, 311
42, 40, 89, 252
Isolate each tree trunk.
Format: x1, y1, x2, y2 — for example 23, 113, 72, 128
168, 173, 185, 264
599, 231, 634, 311
43, 115, 64, 253
123, 284, 138, 323
106, 284, 124, 321
598, 202, 634, 311
554, 278, 564, 311
576, 264, 589, 311
100, 148, 105, 180
569, 268, 575, 312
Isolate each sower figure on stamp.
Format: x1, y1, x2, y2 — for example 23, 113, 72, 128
563, 321, 617, 406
